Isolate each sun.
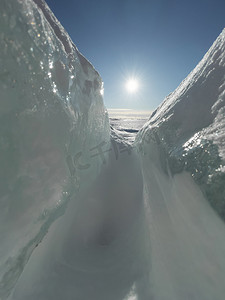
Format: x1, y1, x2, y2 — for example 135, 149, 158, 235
125, 78, 139, 94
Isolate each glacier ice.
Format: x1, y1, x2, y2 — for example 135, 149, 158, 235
136, 28, 225, 219
0, 0, 109, 298
1, 0, 225, 299
135, 28, 225, 299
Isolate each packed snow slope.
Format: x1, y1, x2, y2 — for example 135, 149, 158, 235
1, 0, 225, 299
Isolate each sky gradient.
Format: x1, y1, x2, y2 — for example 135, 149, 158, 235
45, 0, 225, 110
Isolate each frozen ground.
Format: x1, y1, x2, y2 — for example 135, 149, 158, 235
1, 1, 225, 299
108, 109, 151, 143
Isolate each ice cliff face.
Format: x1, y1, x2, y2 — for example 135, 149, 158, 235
137, 29, 225, 219
0, 0, 109, 298
135, 29, 225, 300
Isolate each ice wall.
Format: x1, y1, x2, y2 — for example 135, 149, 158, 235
137, 28, 225, 219
0, 0, 110, 298
136, 29, 225, 299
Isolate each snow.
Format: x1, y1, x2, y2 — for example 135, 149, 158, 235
9, 140, 150, 300
1, 0, 225, 299
108, 109, 150, 143
140, 157, 225, 299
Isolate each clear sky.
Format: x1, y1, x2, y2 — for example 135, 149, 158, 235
45, 0, 225, 110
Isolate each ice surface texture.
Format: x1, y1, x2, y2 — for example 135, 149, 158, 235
0, 0, 109, 298
1, 0, 225, 299
137, 29, 225, 219
135, 28, 225, 299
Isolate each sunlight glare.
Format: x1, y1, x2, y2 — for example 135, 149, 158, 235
125, 78, 139, 94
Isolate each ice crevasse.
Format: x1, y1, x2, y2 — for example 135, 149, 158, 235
1, 0, 225, 299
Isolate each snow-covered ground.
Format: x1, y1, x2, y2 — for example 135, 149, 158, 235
1, 0, 225, 299
108, 109, 151, 143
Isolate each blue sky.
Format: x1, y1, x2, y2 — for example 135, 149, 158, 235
45, 0, 225, 110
